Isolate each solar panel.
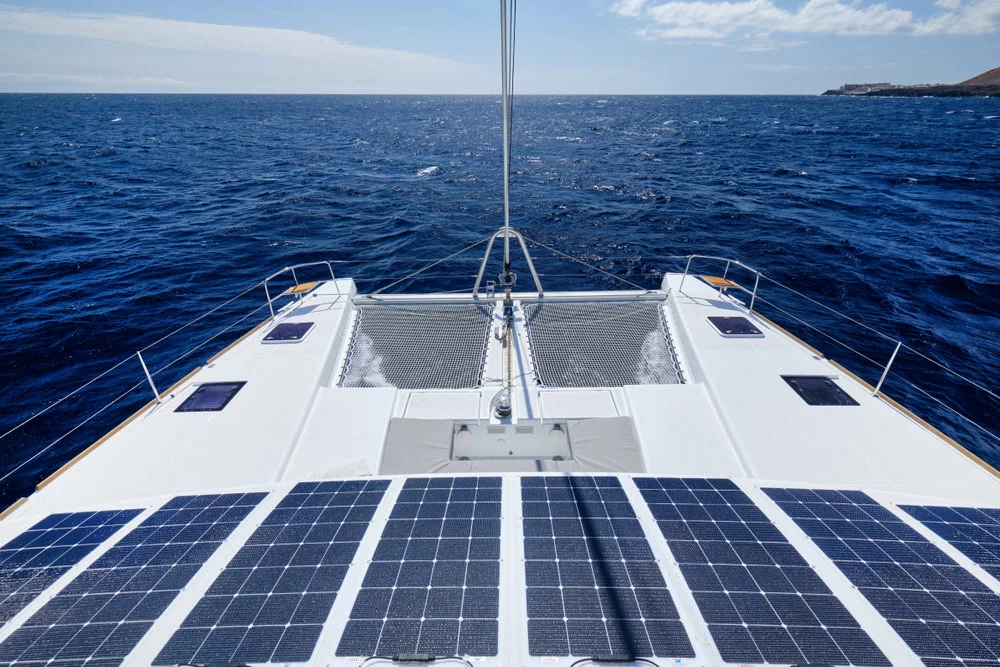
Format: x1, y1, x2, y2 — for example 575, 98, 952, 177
155, 479, 389, 666
766, 487, 1000, 664
0, 509, 142, 627
639, 478, 890, 666
337, 476, 501, 658
0, 492, 266, 667
900, 504, 1000, 584
523, 476, 694, 659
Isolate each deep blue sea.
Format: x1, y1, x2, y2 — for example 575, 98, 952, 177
1, 94, 998, 507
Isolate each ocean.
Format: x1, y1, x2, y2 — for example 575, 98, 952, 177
1, 94, 998, 507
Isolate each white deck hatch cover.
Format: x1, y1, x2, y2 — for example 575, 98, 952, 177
339, 304, 492, 389
522, 301, 684, 387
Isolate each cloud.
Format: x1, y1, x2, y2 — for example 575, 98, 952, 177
0, 5, 487, 93
614, 0, 1000, 44
611, 0, 650, 17
0, 71, 187, 86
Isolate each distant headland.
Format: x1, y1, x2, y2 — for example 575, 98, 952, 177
822, 67, 999, 97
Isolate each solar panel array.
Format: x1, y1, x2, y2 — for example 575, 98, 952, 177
766, 487, 1000, 665
155, 480, 389, 666
901, 504, 1000, 584
0, 492, 265, 667
0, 510, 142, 627
337, 477, 501, 658
523, 476, 695, 659
639, 478, 890, 666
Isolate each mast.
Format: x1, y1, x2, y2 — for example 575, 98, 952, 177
499, 0, 516, 296
494, 0, 517, 420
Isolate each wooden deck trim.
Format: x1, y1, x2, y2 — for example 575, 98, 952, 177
206, 317, 271, 365
754, 313, 826, 359
34, 366, 204, 492
829, 360, 1000, 481
283, 281, 319, 296
702, 275, 740, 289
0, 498, 28, 520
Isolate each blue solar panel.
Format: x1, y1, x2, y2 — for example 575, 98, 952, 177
640, 478, 890, 666
766, 487, 1000, 664
901, 504, 1000, 584
523, 476, 695, 659
0, 492, 266, 667
0, 509, 141, 627
336, 476, 501, 658
155, 479, 389, 666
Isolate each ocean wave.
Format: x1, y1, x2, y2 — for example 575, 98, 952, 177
416, 165, 440, 176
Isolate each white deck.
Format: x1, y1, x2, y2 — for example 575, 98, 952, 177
1, 273, 997, 666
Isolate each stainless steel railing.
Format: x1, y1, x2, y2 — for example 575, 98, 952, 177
263, 261, 340, 319
677, 254, 1000, 448
1, 247, 996, 497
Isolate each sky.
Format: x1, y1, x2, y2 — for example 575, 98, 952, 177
0, 0, 997, 94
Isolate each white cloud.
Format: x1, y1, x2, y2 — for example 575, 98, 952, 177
615, 0, 1000, 44
0, 5, 487, 93
611, 0, 650, 17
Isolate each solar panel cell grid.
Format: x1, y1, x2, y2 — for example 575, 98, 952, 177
0, 509, 142, 628
638, 478, 890, 666
0, 493, 265, 667
901, 505, 1000, 585
154, 480, 389, 666
336, 477, 501, 658
522, 476, 695, 659
766, 488, 1000, 665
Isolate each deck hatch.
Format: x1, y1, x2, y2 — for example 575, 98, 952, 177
156, 480, 389, 666
638, 478, 889, 665
782, 375, 859, 406
339, 304, 492, 389
0, 509, 142, 628
522, 476, 695, 658
899, 504, 1000, 584
766, 488, 1000, 664
336, 476, 501, 657
0, 492, 266, 667
522, 301, 684, 388
263, 321, 315, 343
175, 382, 246, 413
707, 316, 763, 337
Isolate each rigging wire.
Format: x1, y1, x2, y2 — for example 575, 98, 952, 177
370, 236, 490, 296
499, 0, 517, 279
519, 233, 652, 291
